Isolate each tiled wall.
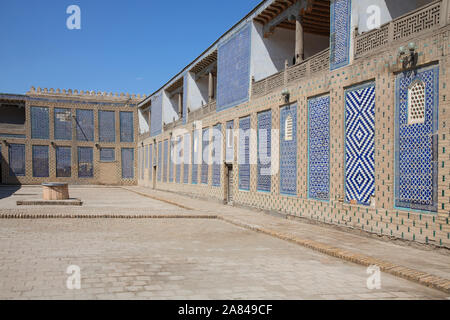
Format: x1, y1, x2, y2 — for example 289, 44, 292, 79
0, 95, 138, 185
138, 26, 450, 248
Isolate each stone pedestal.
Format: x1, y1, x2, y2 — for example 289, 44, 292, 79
42, 183, 69, 200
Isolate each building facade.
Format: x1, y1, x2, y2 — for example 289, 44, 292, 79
137, 0, 450, 248
0, 88, 142, 185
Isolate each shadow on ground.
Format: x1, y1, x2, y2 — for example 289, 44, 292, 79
0, 185, 21, 200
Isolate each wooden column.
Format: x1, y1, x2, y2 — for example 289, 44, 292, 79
295, 16, 304, 64
208, 72, 214, 102
178, 93, 183, 117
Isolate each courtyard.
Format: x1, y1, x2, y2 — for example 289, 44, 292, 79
0, 186, 448, 300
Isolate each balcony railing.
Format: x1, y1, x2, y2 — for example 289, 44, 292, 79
251, 48, 330, 98
188, 100, 216, 123
355, 0, 446, 58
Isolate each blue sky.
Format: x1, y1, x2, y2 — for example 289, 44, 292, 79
0, 0, 261, 96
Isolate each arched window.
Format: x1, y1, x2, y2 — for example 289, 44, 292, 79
285, 115, 293, 141
408, 80, 426, 125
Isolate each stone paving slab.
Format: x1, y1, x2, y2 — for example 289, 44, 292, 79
123, 186, 450, 293
0, 219, 447, 300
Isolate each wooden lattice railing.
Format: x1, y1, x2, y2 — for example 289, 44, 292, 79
355, 0, 446, 58
251, 48, 330, 98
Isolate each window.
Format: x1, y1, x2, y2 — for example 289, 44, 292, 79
408, 80, 426, 125
284, 115, 293, 141
100, 148, 115, 162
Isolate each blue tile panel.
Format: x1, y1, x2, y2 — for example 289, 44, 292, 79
152, 144, 157, 166
157, 142, 162, 181
395, 66, 439, 212
308, 95, 330, 201
78, 147, 94, 178
151, 94, 163, 137
56, 146, 71, 177
257, 110, 272, 193
32, 145, 49, 178
100, 148, 115, 162
201, 128, 210, 184
54, 108, 72, 140
31, 106, 49, 140
163, 140, 168, 182
176, 136, 182, 183
138, 147, 143, 179
191, 131, 199, 184
8, 144, 25, 176
330, 0, 352, 70
169, 139, 174, 182
184, 133, 190, 184
212, 124, 222, 187
99, 111, 116, 142
239, 116, 251, 191
120, 111, 134, 143
217, 23, 251, 112
280, 105, 297, 195
148, 144, 153, 181
76, 109, 94, 141
345, 83, 375, 206
121, 148, 134, 179
182, 74, 188, 124
225, 120, 234, 163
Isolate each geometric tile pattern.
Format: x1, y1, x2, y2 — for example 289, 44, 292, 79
280, 104, 297, 196
99, 110, 115, 142
77, 147, 94, 178
163, 139, 168, 182
330, 0, 351, 70
31, 106, 49, 140
100, 148, 115, 162
8, 144, 26, 177
76, 109, 94, 142
121, 148, 134, 179
148, 144, 153, 181
308, 95, 330, 201
395, 65, 439, 212
184, 133, 190, 184
151, 94, 163, 137
32, 145, 49, 178
212, 124, 222, 187
217, 23, 251, 112
158, 142, 162, 182
176, 136, 182, 184
257, 110, 271, 193
239, 116, 250, 191
120, 111, 134, 143
169, 139, 174, 183
54, 108, 72, 140
201, 128, 209, 184
345, 83, 375, 206
56, 146, 71, 178
192, 131, 199, 184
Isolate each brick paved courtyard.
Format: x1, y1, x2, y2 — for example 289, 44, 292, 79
0, 186, 448, 300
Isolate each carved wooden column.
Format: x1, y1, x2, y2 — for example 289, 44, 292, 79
295, 16, 304, 64
208, 72, 215, 102
178, 93, 183, 117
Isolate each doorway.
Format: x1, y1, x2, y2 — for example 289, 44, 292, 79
152, 166, 157, 189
